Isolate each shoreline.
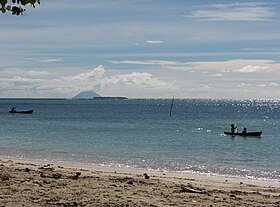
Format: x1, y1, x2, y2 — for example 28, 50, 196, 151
0, 156, 280, 188
1, 153, 279, 184
1, 158, 279, 206
1, 156, 279, 188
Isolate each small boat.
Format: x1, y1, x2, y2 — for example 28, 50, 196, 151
224, 131, 262, 136
9, 110, 33, 114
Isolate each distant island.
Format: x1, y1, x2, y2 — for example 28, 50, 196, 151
93, 97, 128, 100
72, 91, 101, 99
72, 91, 127, 100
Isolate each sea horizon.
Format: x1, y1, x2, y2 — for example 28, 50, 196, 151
1, 97, 280, 100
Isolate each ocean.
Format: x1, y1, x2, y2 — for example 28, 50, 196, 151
0, 98, 279, 181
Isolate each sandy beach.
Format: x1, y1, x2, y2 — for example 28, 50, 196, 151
0, 159, 279, 207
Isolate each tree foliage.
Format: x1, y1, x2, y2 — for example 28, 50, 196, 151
0, 0, 40, 15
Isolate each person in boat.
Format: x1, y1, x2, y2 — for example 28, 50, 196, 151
231, 124, 237, 133
242, 127, 247, 134
11, 107, 16, 112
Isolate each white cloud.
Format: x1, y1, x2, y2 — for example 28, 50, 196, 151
110, 59, 279, 73
186, 2, 277, 21
243, 48, 280, 51
26, 70, 49, 76
147, 40, 164, 44
201, 85, 211, 90
110, 60, 189, 66
0, 66, 105, 98
62, 65, 105, 81
237, 83, 252, 87
258, 83, 267, 87
107, 58, 280, 99
268, 82, 279, 87
39, 58, 64, 63
0, 60, 279, 99
2, 68, 49, 77
103, 72, 175, 90
235, 65, 270, 73
212, 73, 224, 77
0, 65, 177, 98
258, 82, 279, 87
24, 57, 64, 63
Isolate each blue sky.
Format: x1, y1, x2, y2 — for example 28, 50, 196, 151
1, 0, 280, 98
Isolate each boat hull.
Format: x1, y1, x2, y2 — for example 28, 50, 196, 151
9, 110, 33, 114
224, 131, 262, 136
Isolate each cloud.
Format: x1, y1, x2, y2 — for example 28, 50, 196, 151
185, 2, 277, 21
103, 72, 175, 90
258, 82, 279, 87
243, 48, 280, 51
212, 73, 224, 77
2, 68, 49, 77
147, 40, 164, 44
110, 59, 279, 73
110, 60, 189, 66
39, 58, 64, 63
99, 72, 177, 98
0, 60, 279, 99
201, 85, 210, 90
0, 66, 105, 98
268, 82, 279, 87
235, 65, 270, 73
62, 65, 105, 81
0, 65, 176, 98
24, 57, 64, 63
237, 83, 252, 87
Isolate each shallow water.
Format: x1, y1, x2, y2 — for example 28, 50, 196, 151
0, 98, 279, 180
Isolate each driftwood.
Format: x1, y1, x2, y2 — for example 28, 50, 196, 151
180, 184, 205, 194
40, 171, 81, 180
38, 164, 55, 171
40, 172, 62, 179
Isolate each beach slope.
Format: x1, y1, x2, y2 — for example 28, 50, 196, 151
0, 159, 279, 207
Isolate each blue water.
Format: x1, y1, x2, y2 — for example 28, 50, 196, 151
0, 99, 279, 180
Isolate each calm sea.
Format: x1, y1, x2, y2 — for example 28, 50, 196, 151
0, 99, 279, 180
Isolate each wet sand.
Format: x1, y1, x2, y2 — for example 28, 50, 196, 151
0, 159, 279, 207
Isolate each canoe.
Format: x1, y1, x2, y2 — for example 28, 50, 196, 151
224, 131, 262, 136
9, 110, 33, 114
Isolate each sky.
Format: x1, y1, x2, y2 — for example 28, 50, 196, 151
1, 0, 280, 99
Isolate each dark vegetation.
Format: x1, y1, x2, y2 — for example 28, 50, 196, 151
0, 0, 40, 15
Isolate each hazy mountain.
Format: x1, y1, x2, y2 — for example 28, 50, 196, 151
72, 91, 101, 99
